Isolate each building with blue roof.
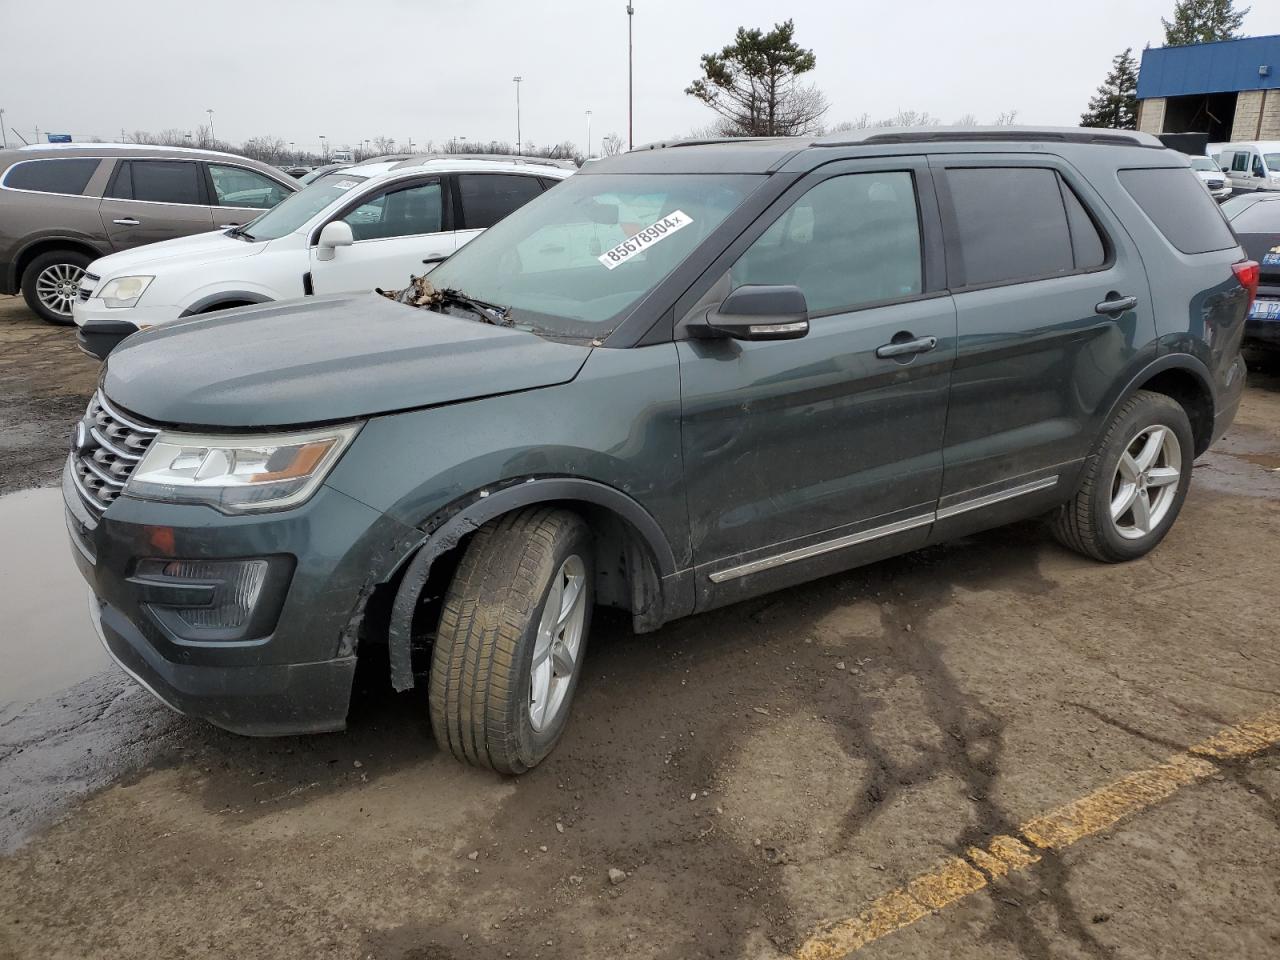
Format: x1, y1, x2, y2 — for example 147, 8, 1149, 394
1136, 34, 1280, 142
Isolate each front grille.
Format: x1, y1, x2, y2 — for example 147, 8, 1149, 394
78, 272, 99, 303
69, 391, 159, 515
1207, 179, 1226, 189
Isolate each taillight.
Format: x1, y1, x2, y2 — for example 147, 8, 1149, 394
1233, 260, 1260, 310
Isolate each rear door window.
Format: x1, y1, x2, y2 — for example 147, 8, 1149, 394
1117, 168, 1237, 255
945, 167, 1075, 286
115, 160, 205, 205
458, 174, 545, 230
3, 158, 100, 195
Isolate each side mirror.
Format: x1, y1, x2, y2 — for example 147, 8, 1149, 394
706, 284, 809, 341
315, 220, 354, 261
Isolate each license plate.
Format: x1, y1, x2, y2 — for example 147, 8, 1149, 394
1251, 297, 1280, 321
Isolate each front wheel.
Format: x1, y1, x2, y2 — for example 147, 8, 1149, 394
1051, 390, 1194, 562
429, 508, 594, 773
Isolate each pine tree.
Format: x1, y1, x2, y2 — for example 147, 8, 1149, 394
1080, 49, 1139, 130
1162, 0, 1248, 46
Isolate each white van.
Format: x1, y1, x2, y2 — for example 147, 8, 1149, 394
1209, 141, 1280, 193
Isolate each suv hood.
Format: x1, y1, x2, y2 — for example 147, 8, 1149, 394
103, 293, 593, 427
92, 229, 266, 276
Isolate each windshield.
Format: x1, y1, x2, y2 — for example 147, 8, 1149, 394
237, 173, 368, 240
424, 173, 765, 339
1267, 153, 1280, 172
1189, 157, 1219, 172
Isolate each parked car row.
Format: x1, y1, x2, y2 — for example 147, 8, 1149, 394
0, 144, 299, 323
62, 127, 1258, 773
73, 155, 574, 358
1209, 140, 1280, 194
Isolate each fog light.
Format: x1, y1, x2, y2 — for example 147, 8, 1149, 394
136, 558, 268, 630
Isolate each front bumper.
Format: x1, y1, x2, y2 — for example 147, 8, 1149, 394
64, 458, 416, 736
72, 298, 184, 358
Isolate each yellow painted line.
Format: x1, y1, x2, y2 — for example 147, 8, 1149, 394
794, 707, 1280, 960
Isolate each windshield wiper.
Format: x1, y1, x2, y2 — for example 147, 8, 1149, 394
226, 225, 255, 241
435, 288, 513, 326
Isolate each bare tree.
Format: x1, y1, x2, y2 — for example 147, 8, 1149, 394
372, 135, 397, 155
242, 136, 287, 163
601, 132, 624, 156
994, 110, 1019, 126
954, 113, 978, 127
876, 110, 942, 128
686, 20, 829, 136
826, 114, 873, 134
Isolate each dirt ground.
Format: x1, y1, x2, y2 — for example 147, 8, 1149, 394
1, 294, 1278, 960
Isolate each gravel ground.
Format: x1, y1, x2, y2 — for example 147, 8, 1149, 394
1, 296, 1278, 960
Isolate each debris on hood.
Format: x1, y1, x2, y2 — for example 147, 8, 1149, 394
377, 274, 443, 307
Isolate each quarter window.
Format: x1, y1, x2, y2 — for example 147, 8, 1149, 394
341, 181, 442, 240
1231, 152, 1250, 173
1118, 168, 1237, 255
459, 174, 544, 230
3, 158, 100, 195
730, 171, 923, 314
112, 160, 205, 205
208, 164, 290, 210
946, 167, 1075, 286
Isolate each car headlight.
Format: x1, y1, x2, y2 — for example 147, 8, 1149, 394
96, 275, 154, 308
125, 423, 361, 513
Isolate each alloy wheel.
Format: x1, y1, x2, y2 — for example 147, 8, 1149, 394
34, 262, 84, 319
529, 554, 587, 732
1109, 425, 1182, 540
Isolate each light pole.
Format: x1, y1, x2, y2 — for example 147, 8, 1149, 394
512, 76, 523, 155
626, 3, 634, 150
206, 108, 215, 143
289, 141, 295, 162
585, 109, 592, 160
0, 109, 6, 150
319, 135, 327, 162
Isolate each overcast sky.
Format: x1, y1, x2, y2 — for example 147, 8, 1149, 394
4, 0, 1279, 154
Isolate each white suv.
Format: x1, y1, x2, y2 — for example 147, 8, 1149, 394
73, 155, 574, 358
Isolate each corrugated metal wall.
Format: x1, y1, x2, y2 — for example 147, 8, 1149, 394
1138, 35, 1280, 100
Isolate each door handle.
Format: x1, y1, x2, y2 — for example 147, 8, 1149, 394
1095, 293, 1138, 316
112, 218, 140, 226
876, 335, 938, 359
422, 255, 449, 265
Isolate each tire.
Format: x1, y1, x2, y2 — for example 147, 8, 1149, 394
429, 508, 594, 773
1051, 390, 1194, 563
21, 249, 93, 325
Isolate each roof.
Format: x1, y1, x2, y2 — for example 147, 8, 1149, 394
1138, 34, 1280, 99
304, 155, 576, 187
10, 142, 254, 161
589, 126, 1164, 175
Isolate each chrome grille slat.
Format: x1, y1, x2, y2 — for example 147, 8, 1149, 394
72, 391, 158, 515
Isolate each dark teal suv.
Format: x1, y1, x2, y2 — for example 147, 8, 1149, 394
65, 128, 1256, 773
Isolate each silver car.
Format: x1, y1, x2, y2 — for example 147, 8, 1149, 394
0, 144, 297, 323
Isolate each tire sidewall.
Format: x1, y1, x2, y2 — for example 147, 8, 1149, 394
1089, 395, 1194, 561
506, 521, 594, 771
22, 250, 92, 326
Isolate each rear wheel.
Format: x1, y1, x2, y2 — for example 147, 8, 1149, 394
22, 249, 92, 325
1051, 390, 1194, 562
428, 508, 593, 773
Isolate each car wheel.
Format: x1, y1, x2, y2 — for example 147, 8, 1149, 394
429, 507, 593, 773
21, 250, 92, 326
1051, 389, 1194, 562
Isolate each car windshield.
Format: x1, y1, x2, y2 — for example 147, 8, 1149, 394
237, 173, 368, 240
1266, 153, 1280, 171
423, 172, 765, 339
1189, 157, 1219, 172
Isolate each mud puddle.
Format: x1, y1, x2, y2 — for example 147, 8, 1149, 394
0, 487, 106, 719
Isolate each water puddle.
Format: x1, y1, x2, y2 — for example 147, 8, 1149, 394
0, 487, 107, 718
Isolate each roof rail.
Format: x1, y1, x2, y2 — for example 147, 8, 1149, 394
390, 153, 578, 171
825, 127, 1162, 149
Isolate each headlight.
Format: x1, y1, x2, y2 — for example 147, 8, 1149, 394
125, 423, 361, 513
96, 275, 154, 308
